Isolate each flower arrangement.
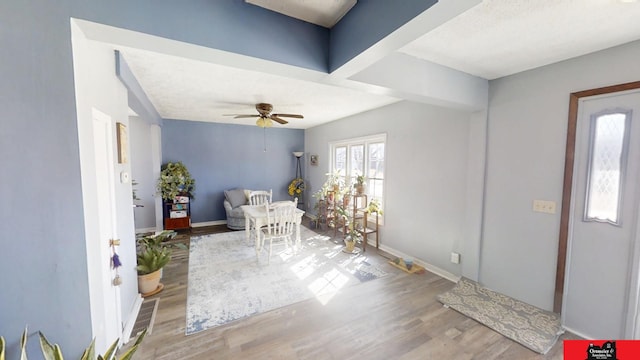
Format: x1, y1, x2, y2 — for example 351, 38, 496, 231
288, 177, 306, 197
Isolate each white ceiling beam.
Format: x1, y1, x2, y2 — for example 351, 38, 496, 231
330, 0, 482, 79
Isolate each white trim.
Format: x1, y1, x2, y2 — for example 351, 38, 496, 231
562, 326, 589, 340
375, 241, 460, 283
192, 220, 227, 227
135, 227, 157, 234
329, 132, 387, 147
122, 294, 143, 343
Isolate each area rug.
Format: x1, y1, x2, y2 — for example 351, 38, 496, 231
437, 277, 564, 354
186, 227, 387, 335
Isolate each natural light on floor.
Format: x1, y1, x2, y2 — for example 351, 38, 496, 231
283, 233, 362, 305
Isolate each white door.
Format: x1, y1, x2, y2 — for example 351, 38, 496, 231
90, 109, 122, 350
563, 90, 640, 339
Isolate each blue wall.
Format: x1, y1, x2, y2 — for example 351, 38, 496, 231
162, 120, 304, 222
330, 0, 438, 72
0, 0, 427, 357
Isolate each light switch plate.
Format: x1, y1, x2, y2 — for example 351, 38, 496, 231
533, 200, 556, 214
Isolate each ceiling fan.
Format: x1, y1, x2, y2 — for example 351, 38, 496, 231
226, 103, 303, 127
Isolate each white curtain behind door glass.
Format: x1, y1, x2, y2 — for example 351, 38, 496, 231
585, 113, 629, 224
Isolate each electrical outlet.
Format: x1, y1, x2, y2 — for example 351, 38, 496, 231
533, 200, 557, 214
451, 252, 460, 264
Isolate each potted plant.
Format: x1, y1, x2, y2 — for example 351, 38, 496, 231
354, 174, 365, 195
365, 198, 383, 215
325, 170, 344, 194
334, 204, 361, 252
136, 230, 177, 295
344, 223, 363, 253
157, 161, 195, 201
1, 327, 146, 360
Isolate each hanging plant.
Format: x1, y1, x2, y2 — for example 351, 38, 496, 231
157, 161, 195, 201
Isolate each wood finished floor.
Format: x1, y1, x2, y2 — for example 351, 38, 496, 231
126, 223, 578, 359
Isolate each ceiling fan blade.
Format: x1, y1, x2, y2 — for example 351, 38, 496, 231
233, 115, 259, 119
270, 115, 289, 125
273, 113, 303, 119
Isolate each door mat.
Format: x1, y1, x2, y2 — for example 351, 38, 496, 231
437, 277, 564, 354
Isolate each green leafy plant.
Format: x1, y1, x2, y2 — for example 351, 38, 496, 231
354, 174, 365, 187
365, 198, 383, 215
136, 231, 177, 253
131, 180, 140, 201
157, 161, 195, 201
1, 327, 146, 360
136, 246, 171, 275
135, 230, 186, 275
325, 169, 344, 191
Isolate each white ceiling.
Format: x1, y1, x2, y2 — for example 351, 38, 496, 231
119, 0, 640, 129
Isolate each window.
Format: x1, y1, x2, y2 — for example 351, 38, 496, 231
584, 110, 631, 225
330, 134, 386, 215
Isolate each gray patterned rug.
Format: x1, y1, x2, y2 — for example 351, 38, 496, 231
186, 227, 387, 334
437, 277, 564, 354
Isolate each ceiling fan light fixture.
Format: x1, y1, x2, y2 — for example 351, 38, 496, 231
256, 117, 273, 128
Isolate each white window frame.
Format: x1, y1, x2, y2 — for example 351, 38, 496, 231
329, 133, 386, 222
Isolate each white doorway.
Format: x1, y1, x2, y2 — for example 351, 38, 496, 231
562, 89, 640, 339
86, 108, 123, 350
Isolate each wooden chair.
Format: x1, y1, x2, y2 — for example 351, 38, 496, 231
249, 189, 272, 206
260, 198, 298, 263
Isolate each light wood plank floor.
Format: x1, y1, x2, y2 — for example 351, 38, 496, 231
126, 223, 578, 359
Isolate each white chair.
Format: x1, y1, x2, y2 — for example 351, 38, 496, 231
249, 189, 272, 206
260, 198, 298, 263
247, 190, 273, 243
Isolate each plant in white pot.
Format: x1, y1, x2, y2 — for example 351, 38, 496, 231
136, 231, 177, 295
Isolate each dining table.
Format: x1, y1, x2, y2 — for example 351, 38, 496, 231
241, 202, 305, 253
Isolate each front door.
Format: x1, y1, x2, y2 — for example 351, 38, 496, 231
563, 89, 640, 339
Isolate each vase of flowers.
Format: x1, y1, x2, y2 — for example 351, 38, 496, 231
288, 177, 305, 199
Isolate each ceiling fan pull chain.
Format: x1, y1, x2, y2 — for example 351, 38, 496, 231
263, 126, 267, 152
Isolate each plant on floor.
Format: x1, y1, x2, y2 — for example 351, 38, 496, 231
334, 204, 362, 252
135, 231, 180, 275
157, 161, 195, 201
0, 327, 146, 360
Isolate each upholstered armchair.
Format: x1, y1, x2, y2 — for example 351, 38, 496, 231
224, 188, 250, 230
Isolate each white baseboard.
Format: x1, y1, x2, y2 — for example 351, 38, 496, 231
561, 325, 589, 340
136, 220, 226, 233
122, 294, 143, 344
373, 241, 460, 283
135, 227, 156, 234
192, 220, 226, 227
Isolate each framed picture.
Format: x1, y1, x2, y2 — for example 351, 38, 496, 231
310, 154, 318, 166
116, 122, 128, 164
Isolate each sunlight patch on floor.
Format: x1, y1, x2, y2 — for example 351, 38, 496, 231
290, 254, 322, 280
308, 267, 349, 305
